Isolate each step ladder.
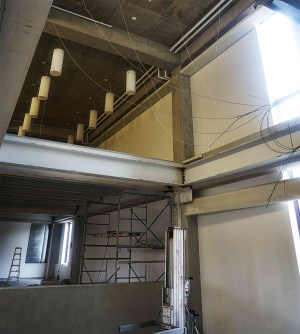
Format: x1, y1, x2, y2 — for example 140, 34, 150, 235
7, 247, 22, 283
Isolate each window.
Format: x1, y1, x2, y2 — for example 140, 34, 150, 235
61, 222, 73, 266
26, 224, 50, 263
257, 12, 300, 274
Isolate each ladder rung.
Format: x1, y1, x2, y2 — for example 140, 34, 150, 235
83, 257, 130, 260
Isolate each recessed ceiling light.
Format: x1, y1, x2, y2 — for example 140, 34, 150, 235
131, 16, 137, 21
66, 123, 70, 126
32, 83, 36, 86
76, 112, 80, 114
104, 78, 108, 82
41, 61, 47, 65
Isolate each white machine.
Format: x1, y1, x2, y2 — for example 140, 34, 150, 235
119, 227, 200, 334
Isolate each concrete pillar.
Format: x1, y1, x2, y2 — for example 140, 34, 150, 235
172, 190, 203, 333
70, 215, 85, 284
171, 66, 195, 162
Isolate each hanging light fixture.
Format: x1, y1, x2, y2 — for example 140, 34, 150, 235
76, 124, 84, 142
104, 92, 114, 115
67, 134, 74, 144
89, 109, 98, 129
18, 126, 24, 136
50, 48, 64, 76
29, 97, 40, 118
38, 76, 51, 100
126, 70, 136, 95
22, 113, 31, 132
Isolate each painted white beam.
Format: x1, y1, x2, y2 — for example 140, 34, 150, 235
185, 177, 300, 216
0, 0, 53, 145
0, 135, 183, 188
184, 118, 300, 188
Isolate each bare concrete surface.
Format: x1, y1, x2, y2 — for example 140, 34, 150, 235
0, 282, 163, 334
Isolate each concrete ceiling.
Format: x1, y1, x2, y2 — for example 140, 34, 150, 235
52, 0, 218, 46
6, 0, 227, 143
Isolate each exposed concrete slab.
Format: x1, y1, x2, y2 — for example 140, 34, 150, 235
45, 7, 179, 71
0, 0, 53, 146
0, 282, 163, 334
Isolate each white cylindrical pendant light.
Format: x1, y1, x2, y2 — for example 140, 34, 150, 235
38, 76, 51, 100
50, 48, 64, 76
22, 113, 31, 132
76, 124, 84, 142
29, 97, 40, 118
104, 92, 114, 115
67, 134, 74, 144
126, 70, 136, 95
89, 109, 98, 129
18, 126, 24, 136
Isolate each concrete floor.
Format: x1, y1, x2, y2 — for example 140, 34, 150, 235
0, 278, 42, 287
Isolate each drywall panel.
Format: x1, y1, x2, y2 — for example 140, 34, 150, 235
100, 93, 173, 160
198, 203, 300, 334
0, 222, 46, 279
0, 282, 163, 334
190, 29, 269, 155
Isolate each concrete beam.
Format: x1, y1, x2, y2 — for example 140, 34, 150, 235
171, 66, 194, 162
184, 118, 300, 189
0, 134, 183, 188
185, 177, 300, 216
0, 0, 53, 146
45, 7, 179, 71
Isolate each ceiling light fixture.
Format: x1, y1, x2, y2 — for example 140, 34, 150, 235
18, 126, 24, 137
126, 70, 136, 95
29, 97, 40, 118
104, 92, 114, 115
50, 48, 64, 76
38, 76, 51, 100
89, 109, 98, 129
22, 113, 31, 132
76, 123, 84, 142
67, 134, 74, 144
131, 16, 137, 20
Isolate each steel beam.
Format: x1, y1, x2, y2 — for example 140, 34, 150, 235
184, 118, 300, 189
44, 7, 179, 71
0, 135, 183, 188
185, 177, 300, 216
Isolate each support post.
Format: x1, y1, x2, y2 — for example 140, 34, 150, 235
70, 215, 85, 284
172, 189, 203, 333
171, 66, 195, 162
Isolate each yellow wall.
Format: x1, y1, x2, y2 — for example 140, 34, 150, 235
100, 93, 173, 161
190, 29, 269, 156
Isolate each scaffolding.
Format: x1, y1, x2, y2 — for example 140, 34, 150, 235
80, 194, 170, 284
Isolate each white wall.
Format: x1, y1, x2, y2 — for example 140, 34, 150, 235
198, 202, 300, 334
82, 200, 170, 284
100, 93, 173, 160
0, 222, 46, 279
191, 29, 269, 155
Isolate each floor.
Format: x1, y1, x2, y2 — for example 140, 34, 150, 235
0, 278, 42, 288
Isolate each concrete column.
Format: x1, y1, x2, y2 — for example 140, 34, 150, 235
172, 191, 203, 333
171, 66, 195, 162
70, 215, 85, 284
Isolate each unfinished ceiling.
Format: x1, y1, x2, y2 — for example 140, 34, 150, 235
7, 0, 231, 143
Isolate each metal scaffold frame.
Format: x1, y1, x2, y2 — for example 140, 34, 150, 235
80, 192, 171, 284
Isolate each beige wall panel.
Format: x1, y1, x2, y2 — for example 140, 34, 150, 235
190, 29, 269, 155
100, 93, 173, 161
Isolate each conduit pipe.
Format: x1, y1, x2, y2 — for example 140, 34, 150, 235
170, 0, 236, 53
